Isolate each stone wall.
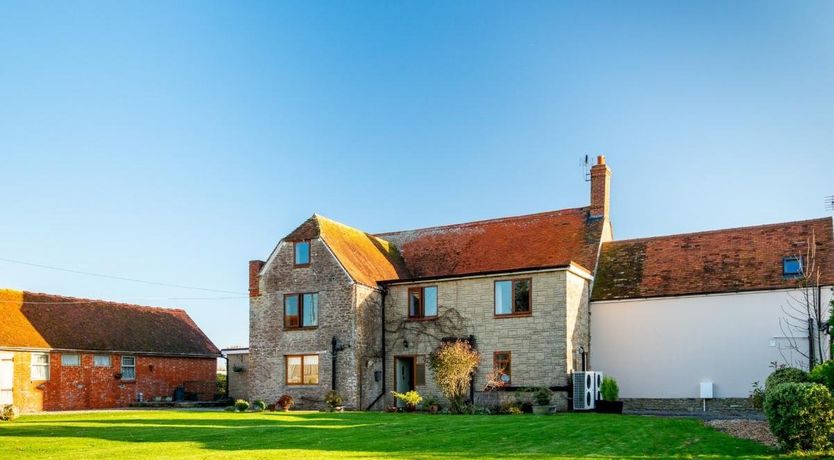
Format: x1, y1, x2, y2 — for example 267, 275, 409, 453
249, 237, 367, 409
384, 269, 590, 411
622, 398, 759, 418
226, 353, 250, 401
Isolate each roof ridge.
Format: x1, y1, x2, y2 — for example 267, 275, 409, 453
605, 216, 833, 245
5, 289, 187, 313
375, 206, 589, 236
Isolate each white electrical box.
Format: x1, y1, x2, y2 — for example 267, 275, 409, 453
700, 381, 713, 399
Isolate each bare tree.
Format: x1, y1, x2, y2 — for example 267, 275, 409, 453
779, 231, 830, 369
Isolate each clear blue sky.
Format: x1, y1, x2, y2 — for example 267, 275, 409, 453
1, 1, 833, 349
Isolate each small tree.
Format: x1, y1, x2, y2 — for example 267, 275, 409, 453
778, 232, 831, 369
428, 340, 480, 413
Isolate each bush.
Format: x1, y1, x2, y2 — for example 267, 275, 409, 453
764, 382, 834, 451
505, 405, 523, 415
234, 399, 250, 412
749, 381, 765, 410
216, 373, 227, 396
810, 360, 834, 394
392, 390, 422, 411
277, 394, 294, 411
0, 405, 19, 422
765, 367, 809, 397
422, 394, 441, 409
251, 400, 266, 412
428, 340, 481, 413
534, 387, 553, 406
600, 376, 619, 401
325, 390, 343, 410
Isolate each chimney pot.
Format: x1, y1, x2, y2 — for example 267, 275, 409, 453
597, 155, 606, 165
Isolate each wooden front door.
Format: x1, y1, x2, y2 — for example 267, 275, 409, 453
0, 352, 13, 406
394, 357, 414, 407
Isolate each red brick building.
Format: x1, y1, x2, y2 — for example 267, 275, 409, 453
0, 289, 219, 412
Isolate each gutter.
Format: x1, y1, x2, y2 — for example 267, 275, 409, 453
0, 346, 220, 359
365, 287, 388, 410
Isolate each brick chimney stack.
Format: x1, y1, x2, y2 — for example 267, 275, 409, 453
589, 155, 611, 221
249, 260, 265, 297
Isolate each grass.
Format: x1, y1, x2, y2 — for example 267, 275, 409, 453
0, 410, 778, 459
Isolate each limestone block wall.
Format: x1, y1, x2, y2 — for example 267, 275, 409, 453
249, 238, 363, 409
384, 269, 590, 410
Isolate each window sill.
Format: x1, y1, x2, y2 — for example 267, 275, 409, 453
494, 312, 532, 319
285, 383, 320, 387
293, 264, 311, 269
284, 326, 318, 331
406, 317, 438, 322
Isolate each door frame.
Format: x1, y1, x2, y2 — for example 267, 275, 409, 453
0, 352, 14, 406
393, 356, 415, 406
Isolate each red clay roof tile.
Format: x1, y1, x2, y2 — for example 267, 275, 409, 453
592, 217, 834, 300
377, 207, 605, 279
0, 289, 219, 356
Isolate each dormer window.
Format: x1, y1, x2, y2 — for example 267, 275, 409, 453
783, 256, 802, 277
294, 241, 310, 267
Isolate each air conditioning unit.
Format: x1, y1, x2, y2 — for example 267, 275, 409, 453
573, 371, 604, 411
573, 371, 595, 410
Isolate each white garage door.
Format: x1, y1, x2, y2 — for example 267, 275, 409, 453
0, 352, 13, 405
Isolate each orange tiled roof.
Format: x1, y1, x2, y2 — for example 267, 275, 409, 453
592, 217, 834, 301
377, 207, 605, 280
0, 289, 219, 356
285, 215, 410, 287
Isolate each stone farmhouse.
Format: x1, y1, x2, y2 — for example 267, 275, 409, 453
0, 289, 219, 412
246, 156, 834, 412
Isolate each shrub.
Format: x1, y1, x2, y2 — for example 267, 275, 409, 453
422, 394, 441, 409
505, 405, 523, 415
428, 340, 481, 413
810, 360, 834, 394
765, 367, 809, 397
764, 382, 834, 451
0, 405, 19, 422
234, 399, 250, 412
277, 394, 294, 411
600, 376, 619, 401
325, 390, 343, 410
216, 373, 227, 396
392, 390, 422, 411
749, 381, 765, 410
251, 400, 266, 412
534, 387, 553, 406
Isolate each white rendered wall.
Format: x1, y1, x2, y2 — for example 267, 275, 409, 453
591, 287, 833, 398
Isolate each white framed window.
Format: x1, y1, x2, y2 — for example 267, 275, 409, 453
93, 355, 111, 367
61, 353, 80, 366
31, 352, 50, 380
121, 356, 136, 380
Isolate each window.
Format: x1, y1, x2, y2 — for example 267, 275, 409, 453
30, 352, 49, 380
408, 286, 438, 319
415, 356, 426, 386
93, 355, 111, 367
495, 279, 531, 316
494, 351, 511, 385
286, 355, 319, 385
61, 353, 80, 367
121, 356, 136, 380
294, 241, 310, 266
284, 293, 319, 328
783, 257, 803, 277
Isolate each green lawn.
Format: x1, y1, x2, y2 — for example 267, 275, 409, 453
0, 410, 777, 459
